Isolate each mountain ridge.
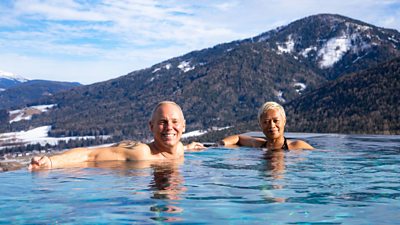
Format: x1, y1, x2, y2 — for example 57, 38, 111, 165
0, 70, 28, 90
2, 13, 400, 141
0, 80, 81, 110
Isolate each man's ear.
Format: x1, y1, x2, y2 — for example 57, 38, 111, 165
183, 121, 186, 133
149, 121, 154, 132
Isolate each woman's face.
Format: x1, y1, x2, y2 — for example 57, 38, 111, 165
260, 109, 286, 140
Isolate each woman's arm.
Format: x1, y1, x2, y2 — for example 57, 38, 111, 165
220, 135, 265, 147
219, 135, 240, 146
184, 142, 205, 151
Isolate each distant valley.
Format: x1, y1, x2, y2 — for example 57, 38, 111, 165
0, 70, 81, 110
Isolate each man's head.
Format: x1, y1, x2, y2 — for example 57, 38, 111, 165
149, 101, 186, 149
258, 101, 286, 139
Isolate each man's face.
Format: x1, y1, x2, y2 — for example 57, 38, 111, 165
149, 104, 186, 148
260, 109, 286, 140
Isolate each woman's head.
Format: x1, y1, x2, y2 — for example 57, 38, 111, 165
258, 101, 286, 139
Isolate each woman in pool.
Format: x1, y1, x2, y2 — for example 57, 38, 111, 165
220, 101, 314, 150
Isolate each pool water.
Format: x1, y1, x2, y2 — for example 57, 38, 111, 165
1, 133, 399, 224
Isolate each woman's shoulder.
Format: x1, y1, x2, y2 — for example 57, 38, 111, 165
288, 139, 314, 150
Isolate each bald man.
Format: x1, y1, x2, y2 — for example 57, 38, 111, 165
29, 101, 204, 170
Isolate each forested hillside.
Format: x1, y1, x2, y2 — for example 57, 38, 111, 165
285, 57, 400, 134
0, 80, 81, 110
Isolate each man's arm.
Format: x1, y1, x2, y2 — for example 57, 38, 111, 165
28, 144, 149, 170
29, 147, 93, 170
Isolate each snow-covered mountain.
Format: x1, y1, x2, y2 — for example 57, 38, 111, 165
251, 14, 400, 79
0, 70, 28, 90
2, 14, 400, 141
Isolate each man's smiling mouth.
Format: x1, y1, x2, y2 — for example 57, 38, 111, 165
162, 133, 176, 138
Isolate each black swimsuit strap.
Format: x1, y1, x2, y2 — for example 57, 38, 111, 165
262, 137, 289, 150
281, 137, 289, 150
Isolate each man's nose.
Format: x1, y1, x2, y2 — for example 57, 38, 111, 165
165, 121, 173, 129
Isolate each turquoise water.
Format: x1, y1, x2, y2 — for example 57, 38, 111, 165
1, 133, 400, 224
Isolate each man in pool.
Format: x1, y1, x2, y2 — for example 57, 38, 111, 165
29, 101, 205, 170
220, 101, 314, 150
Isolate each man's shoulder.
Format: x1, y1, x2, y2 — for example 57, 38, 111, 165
112, 141, 152, 160
112, 140, 150, 150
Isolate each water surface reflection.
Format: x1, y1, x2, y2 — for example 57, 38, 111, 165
83, 159, 186, 222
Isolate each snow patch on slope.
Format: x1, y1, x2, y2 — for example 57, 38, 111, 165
9, 104, 56, 123
318, 34, 351, 68
152, 68, 161, 73
275, 90, 286, 103
293, 82, 306, 93
182, 126, 231, 139
301, 46, 317, 57
178, 61, 195, 72
277, 35, 295, 54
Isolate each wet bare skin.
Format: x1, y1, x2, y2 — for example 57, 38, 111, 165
29, 157, 187, 219
220, 109, 314, 150
28, 102, 205, 171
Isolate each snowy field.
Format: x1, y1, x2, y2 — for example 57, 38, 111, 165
0, 126, 110, 151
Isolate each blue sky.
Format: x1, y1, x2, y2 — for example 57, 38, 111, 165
0, 0, 399, 84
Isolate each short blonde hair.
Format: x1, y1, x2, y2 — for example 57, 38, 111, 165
149, 101, 185, 122
257, 101, 286, 124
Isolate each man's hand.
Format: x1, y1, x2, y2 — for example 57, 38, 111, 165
28, 156, 52, 170
184, 142, 206, 151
